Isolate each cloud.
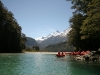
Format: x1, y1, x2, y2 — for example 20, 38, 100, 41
48, 28, 56, 33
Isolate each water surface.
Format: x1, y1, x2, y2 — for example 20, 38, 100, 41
0, 53, 100, 75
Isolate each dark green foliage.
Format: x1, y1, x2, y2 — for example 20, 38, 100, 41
80, 0, 100, 50
67, 0, 100, 51
44, 42, 73, 52
32, 46, 40, 51
0, 1, 26, 53
71, 0, 90, 14
21, 33, 27, 49
68, 13, 85, 51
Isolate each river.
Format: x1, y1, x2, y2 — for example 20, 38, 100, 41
0, 52, 100, 75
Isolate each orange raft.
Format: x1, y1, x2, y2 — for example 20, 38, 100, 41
56, 52, 66, 57
66, 51, 90, 55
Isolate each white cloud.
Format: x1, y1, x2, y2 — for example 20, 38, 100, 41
48, 28, 56, 33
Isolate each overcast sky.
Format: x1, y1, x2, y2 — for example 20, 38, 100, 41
1, 0, 74, 39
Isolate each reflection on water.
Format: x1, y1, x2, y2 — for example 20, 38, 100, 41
0, 53, 100, 75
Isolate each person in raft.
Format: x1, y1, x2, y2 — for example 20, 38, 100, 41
62, 52, 65, 55
58, 51, 60, 55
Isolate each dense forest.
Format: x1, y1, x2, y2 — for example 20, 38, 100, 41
67, 0, 100, 51
0, 1, 26, 53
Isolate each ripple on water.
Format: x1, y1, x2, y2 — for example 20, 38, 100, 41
0, 53, 100, 75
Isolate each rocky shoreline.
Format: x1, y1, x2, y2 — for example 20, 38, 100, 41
75, 50, 100, 61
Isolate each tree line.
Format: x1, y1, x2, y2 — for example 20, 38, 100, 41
0, 1, 27, 53
67, 0, 100, 51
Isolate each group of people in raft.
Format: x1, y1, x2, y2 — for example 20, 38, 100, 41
68, 50, 90, 55
56, 50, 90, 57
56, 51, 66, 57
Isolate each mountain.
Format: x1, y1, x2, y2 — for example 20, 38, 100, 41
44, 41, 73, 52
26, 37, 39, 48
36, 28, 71, 49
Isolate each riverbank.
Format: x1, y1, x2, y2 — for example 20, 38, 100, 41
73, 50, 100, 61
24, 52, 58, 54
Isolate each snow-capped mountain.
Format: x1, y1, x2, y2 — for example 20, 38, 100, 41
36, 28, 71, 43
36, 28, 71, 49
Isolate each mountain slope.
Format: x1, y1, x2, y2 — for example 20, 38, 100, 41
36, 28, 71, 42
26, 37, 39, 47
36, 28, 71, 49
44, 41, 73, 52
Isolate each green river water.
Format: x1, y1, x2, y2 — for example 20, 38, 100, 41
0, 53, 100, 75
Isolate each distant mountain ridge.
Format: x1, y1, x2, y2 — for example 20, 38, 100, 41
44, 41, 73, 52
36, 28, 71, 42
26, 37, 38, 48
36, 28, 71, 49
25, 28, 71, 50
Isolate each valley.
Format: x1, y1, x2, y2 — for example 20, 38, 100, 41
25, 28, 73, 52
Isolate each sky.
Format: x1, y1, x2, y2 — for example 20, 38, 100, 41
1, 0, 74, 39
